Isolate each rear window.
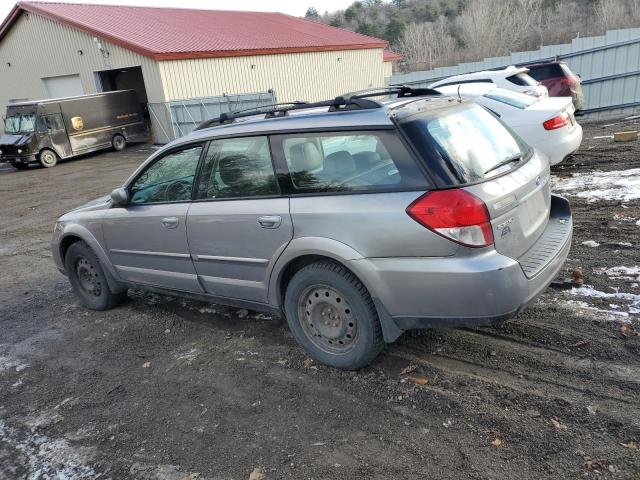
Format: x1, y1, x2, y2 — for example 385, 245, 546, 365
484, 89, 538, 109
527, 64, 565, 80
506, 73, 538, 86
277, 131, 428, 193
399, 103, 531, 187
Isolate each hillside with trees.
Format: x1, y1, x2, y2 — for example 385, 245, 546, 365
305, 0, 640, 72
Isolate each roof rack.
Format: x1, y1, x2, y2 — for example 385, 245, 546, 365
194, 86, 439, 131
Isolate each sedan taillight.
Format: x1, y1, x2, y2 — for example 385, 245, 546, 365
406, 190, 494, 248
543, 112, 570, 130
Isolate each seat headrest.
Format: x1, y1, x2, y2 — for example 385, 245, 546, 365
324, 151, 356, 179
288, 142, 323, 172
218, 154, 247, 186
353, 151, 382, 170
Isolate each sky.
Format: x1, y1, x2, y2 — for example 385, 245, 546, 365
0, 0, 357, 22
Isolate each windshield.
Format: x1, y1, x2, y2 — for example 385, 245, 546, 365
484, 89, 538, 109
4, 113, 36, 134
399, 103, 531, 186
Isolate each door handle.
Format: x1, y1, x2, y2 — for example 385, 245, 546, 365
161, 217, 179, 229
257, 215, 282, 229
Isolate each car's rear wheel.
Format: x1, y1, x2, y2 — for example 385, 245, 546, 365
64, 241, 126, 310
284, 261, 383, 370
112, 134, 126, 151
39, 149, 58, 168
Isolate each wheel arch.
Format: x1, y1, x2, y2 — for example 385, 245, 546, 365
57, 225, 125, 293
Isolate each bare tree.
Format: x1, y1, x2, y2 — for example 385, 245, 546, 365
595, 0, 628, 31
397, 17, 457, 69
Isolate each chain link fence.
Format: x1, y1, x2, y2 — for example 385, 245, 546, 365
147, 91, 277, 143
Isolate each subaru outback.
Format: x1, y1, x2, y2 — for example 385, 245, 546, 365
51, 87, 573, 369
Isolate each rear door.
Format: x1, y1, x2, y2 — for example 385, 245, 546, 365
187, 136, 292, 303
103, 144, 204, 292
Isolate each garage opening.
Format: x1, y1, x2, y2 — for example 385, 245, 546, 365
95, 66, 149, 119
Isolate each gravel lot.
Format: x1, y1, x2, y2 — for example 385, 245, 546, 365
1, 121, 639, 480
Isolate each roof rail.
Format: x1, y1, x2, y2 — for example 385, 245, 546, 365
193, 85, 439, 131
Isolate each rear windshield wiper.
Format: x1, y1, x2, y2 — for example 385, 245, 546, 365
484, 153, 522, 176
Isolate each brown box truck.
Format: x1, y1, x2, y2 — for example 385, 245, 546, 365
0, 90, 149, 169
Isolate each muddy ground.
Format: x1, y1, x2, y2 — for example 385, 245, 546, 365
0, 120, 639, 480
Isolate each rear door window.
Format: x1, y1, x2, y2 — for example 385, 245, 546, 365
399, 103, 531, 186
276, 131, 428, 193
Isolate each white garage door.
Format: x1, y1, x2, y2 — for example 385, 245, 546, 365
42, 74, 84, 98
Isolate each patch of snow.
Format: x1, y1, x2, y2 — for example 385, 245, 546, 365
569, 285, 640, 319
563, 299, 631, 323
618, 242, 633, 247
0, 355, 28, 373
0, 419, 100, 479
637, 219, 640, 226
552, 168, 640, 202
175, 348, 200, 363
581, 240, 600, 247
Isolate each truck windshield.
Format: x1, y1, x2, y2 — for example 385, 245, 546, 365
4, 113, 36, 134
399, 103, 532, 186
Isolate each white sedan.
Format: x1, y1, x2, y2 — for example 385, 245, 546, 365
436, 83, 582, 165
429, 66, 548, 98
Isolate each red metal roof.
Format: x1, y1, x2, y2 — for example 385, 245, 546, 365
0, 2, 388, 60
383, 50, 402, 62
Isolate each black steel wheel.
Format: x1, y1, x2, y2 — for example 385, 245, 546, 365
39, 149, 58, 168
284, 261, 383, 369
64, 241, 126, 310
112, 134, 126, 151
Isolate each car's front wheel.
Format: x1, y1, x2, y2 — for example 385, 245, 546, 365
64, 241, 126, 310
284, 261, 383, 370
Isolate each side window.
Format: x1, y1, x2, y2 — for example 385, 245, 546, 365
36, 116, 49, 133
197, 136, 279, 200
280, 131, 428, 193
130, 145, 202, 204
49, 114, 64, 131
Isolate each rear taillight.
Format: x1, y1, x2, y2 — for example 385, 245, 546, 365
560, 77, 572, 87
407, 190, 494, 248
543, 112, 570, 130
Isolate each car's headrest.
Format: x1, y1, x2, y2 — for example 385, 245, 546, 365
324, 151, 356, 179
218, 154, 247, 186
353, 151, 382, 170
288, 141, 323, 173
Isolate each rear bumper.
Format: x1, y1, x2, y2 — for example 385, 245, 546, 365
350, 195, 572, 339
536, 123, 583, 165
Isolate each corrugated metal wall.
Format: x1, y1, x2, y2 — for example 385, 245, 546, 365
148, 91, 277, 143
157, 48, 387, 103
0, 11, 166, 108
391, 27, 640, 120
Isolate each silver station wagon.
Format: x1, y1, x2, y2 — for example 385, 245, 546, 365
51, 87, 573, 369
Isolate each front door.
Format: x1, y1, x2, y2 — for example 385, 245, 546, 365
103, 144, 204, 292
36, 113, 72, 158
187, 136, 292, 303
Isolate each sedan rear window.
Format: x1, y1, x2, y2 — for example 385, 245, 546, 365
484, 90, 538, 109
399, 103, 531, 186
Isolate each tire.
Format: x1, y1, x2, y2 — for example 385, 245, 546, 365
64, 241, 126, 310
39, 149, 58, 168
112, 134, 126, 151
10, 162, 28, 170
284, 261, 383, 370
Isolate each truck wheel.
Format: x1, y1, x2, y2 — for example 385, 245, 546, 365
112, 134, 126, 151
284, 261, 383, 370
39, 149, 58, 168
64, 241, 127, 310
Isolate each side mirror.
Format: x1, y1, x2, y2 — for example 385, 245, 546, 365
110, 187, 129, 207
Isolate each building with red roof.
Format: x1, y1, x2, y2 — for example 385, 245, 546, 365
0, 2, 400, 140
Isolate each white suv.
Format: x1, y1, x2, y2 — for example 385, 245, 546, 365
429, 66, 549, 98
